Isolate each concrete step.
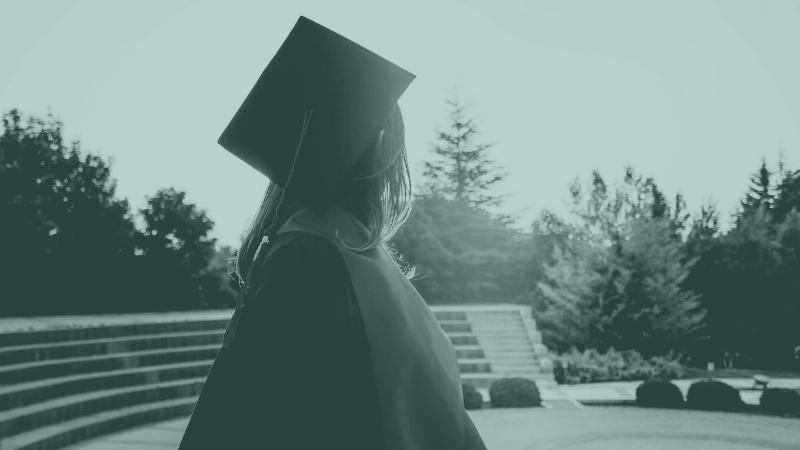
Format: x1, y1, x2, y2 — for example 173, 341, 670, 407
432, 311, 467, 321
471, 326, 525, 332
476, 335, 533, 348
468, 317, 525, 328
485, 356, 539, 365
468, 321, 525, 328
473, 335, 533, 343
468, 314, 524, 320
482, 348, 538, 356
467, 310, 522, 320
469, 327, 529, 333
0, 396, 197, 450
492, 366, 547, 374
0, 377, 204, 438
473, 333, 529, 341
453, 347, 485, 359
476, 335, 532, 342
0, 345, 221, 385
480, 344, 536, 352
0, 360, 211, 411
448, 335, 479, 346
438, 322, 472, 333
457, 359, 492, 374
0, 331, 225, 366
0, 320, 229, 348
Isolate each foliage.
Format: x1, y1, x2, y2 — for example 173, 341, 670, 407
635, 379, 684, 409
420, 95, 508, 215
488, 377, 542, 407
0, 109, 137, 314
759, 388, 800, 417
685, 158, 800, 369
739, 158, 775, 214
199, 245, 240, 308
0, 109, 234, 314
391, 194, 536, 304
531, 167, 705, 356
552, 358, 566, 384
462, 383, 484, 410
686, 380, 744, 412
554, 347, 684, 384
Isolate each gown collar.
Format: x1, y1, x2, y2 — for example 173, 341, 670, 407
278, 204, 374, 250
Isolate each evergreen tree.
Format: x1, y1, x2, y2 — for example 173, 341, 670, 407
685, 202, 720, 258
740, 158, 775, 216
421, 96, 507, 214
391, 194, 529, 304
533, 168, 703, 356
774, 167, 800, 223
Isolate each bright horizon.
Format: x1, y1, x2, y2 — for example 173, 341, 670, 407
2, 0, 798, 247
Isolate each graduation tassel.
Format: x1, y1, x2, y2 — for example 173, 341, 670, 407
252, 235, 270, 263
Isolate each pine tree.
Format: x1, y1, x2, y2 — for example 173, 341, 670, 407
740, 158, 775, 214
535, 168, 704, 355
774, 167, 800, 223
685, 201, 720, 258
421, 96, 507, 212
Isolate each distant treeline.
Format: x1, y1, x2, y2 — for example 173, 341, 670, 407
393, 152, 800, 369
0, 109, 238, 315
2, 104, 799, 370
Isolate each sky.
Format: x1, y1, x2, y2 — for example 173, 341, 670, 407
1, 0, 798, 247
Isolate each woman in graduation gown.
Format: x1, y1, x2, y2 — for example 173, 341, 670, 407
179, 16, 487, 450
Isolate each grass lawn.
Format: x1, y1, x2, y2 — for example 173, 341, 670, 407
468, 405, 800, 450
70, 405, 800, 450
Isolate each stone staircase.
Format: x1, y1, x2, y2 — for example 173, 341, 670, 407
0, 304, 553, 449
436, 304, 556, 392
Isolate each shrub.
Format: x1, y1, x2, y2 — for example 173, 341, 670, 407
760, 388, 800, 417
635, 379, 684, 409
489, 377, 542, 407
554, 347, 684, 384
552, 359, 566, 384
686, 380, 744, 412
462, 383, 484, 410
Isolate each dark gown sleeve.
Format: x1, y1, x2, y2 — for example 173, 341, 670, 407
179, 231, 385, 450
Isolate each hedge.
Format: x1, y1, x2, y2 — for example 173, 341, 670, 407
635, 379, 684, 409
489, 377, 542, 408
554, 348, 684, 384
686, 380, 744, 412
760, 388, 800, 417
463, 383, 484, 410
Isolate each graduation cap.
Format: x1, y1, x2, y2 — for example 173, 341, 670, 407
218, 15, 415, 209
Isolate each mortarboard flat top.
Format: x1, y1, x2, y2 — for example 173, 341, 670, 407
218, 15, 415, 208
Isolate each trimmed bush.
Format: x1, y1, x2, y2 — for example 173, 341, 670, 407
686, 380, 744, 412
635, 379, 684, 409
489, 377, 542, 408
554, 348, 684, 384
552, 359, 566, 384
760, 388, 800, 417
462, 383, 484, 410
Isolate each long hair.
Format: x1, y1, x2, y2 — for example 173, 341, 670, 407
230, 103, 415, 291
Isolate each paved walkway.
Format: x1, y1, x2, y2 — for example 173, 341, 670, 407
67, 405, 800, 450
539, 377, 800, 406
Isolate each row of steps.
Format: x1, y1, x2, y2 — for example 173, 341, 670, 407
0, 304, 555, 449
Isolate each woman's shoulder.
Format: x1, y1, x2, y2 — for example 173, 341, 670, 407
243, 231, 351, 302
261, 230, 342, 267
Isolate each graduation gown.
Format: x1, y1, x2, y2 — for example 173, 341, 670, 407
179, 205, 487, 449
